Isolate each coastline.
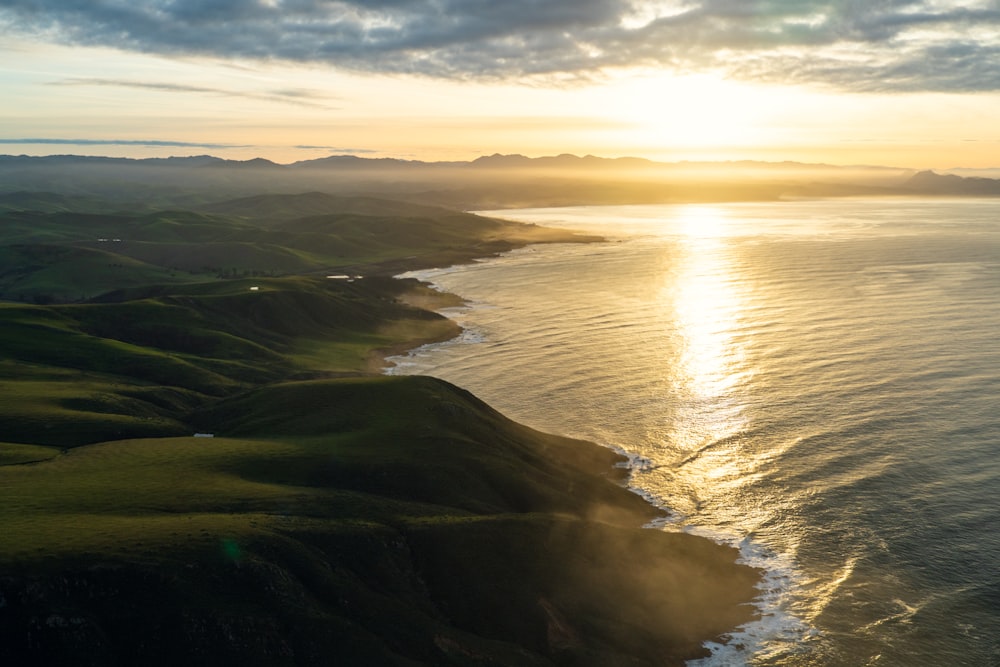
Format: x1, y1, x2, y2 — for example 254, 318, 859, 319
367, 278, 466, 373
382, 261, 764, 664
0, 205, 760, 665
1, 373, 761, 666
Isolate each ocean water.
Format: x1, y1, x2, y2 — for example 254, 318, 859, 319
387, 199, 1000, 666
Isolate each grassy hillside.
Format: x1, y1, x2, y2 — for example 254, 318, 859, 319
0, 192, 593, 302
197, 191, 466, 223
0, 191, 758, 665
0, 275, 457, 446
0, 376, 758, 666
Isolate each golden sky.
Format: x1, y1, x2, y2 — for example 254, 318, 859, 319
2, 1, 1000, 168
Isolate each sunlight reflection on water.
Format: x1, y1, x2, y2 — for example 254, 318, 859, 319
656, 208, 756, 529
389, 199, 1000, 666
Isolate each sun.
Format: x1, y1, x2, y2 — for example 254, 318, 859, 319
599, 71, 796, 157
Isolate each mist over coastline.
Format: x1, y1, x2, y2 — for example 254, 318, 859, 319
3, 152, 998, 213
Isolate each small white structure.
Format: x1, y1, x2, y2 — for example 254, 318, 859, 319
249, 286, 260, 291
193, 433, 215, 438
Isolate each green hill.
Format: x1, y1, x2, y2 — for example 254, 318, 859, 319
198, 191, 459, 223
0, 193, 594, 299
0, 244, 183, 302
0, 190, 129, 214
0, 376, 758, 666
0, 190, 757, 665
0, 275, 457, 446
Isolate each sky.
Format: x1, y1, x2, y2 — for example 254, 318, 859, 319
2, 0, 1000, 168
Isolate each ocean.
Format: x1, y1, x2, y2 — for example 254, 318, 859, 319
387, 198, 1000, 666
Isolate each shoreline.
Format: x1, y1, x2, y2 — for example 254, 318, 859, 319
382, 256, 765, 664
368, 278, 467, 373
0, 201, 760, 665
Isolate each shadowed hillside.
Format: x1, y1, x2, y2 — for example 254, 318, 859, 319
0, 190, 759, 665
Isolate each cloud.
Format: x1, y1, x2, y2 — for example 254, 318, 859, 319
52, 77, 336, 108
3, 1, 1000, 91
0, 138, 250, 148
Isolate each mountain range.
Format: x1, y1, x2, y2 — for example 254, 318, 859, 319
2, 153, 998, 208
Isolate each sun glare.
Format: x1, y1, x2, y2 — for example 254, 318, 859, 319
605, 73, 778, 153
653, 206, 766, 517
675, 204, 730, 238
661, 206, 748, 449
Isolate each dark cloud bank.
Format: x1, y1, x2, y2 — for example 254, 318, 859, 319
3, 0, 1000, 91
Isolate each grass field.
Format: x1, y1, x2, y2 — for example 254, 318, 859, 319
0, 191, 758, 666
0, 376, 758, 665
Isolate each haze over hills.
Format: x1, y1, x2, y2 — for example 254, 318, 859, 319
5, 152, 996, 210
903, 170, 1000, 195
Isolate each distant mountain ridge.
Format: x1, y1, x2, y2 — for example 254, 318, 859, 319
903, 169, 1000, 195
4, 152, 999, 208
0, 151, 907, 172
